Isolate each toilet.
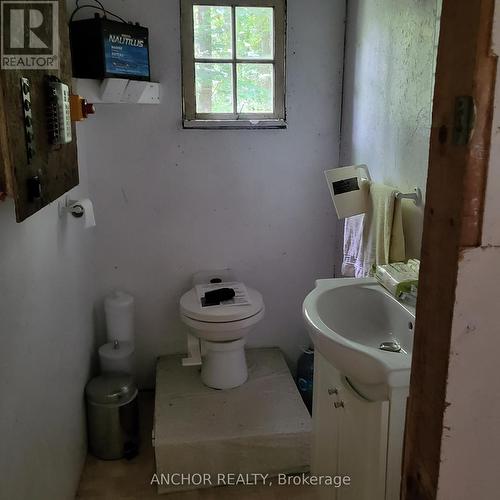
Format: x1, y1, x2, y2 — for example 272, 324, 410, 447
179, 270, 265, 390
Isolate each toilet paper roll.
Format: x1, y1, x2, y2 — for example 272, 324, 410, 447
69, 198, 96, 228
99, 341, 135, 376
105, 290, 135, 345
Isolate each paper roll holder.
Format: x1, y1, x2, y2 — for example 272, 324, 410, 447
58, 196, 88, 218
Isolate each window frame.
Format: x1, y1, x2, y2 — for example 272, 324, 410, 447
181, 0, 287, 129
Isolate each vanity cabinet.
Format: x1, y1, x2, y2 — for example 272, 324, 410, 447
312, 352, 389, 500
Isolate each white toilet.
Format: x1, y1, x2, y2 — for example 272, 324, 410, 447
179, 270, 265, 390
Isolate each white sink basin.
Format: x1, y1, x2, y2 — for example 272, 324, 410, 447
303, 277, 415, 400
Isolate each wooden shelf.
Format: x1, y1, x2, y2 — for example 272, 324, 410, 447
72, 78, 161, 105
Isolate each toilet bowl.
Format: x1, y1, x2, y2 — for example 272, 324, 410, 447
179, 275, 265, 390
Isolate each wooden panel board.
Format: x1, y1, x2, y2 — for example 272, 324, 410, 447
0, 0, 78, 222
401, 0, 497, 499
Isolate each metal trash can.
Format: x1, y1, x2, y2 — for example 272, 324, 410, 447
85, 372, 139, 460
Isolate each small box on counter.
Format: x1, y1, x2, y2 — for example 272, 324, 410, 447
374, 260, 420, 299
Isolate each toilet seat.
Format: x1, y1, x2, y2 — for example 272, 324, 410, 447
181, 307, 266, 341
180, 286, 264, 323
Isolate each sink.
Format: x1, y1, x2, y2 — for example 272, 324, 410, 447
303, 277, 415, 400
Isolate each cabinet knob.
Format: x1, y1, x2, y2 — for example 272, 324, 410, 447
327, 388, 339, 396
334, 400, 345, 409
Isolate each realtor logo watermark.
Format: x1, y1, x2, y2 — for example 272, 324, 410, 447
1, 1, 59, 69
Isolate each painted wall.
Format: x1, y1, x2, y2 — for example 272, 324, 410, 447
340, 0, 441, 258
73, 0, 346, 387
0, 131, 95, 499
437, 4, 500, 498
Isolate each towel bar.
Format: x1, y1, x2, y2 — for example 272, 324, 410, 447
395, 188, 422, 206
360, 178, 422, 206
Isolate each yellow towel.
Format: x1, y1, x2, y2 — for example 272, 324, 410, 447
366, 182, 405, 270
342, 183, 405, 277
389, 199, 405, 263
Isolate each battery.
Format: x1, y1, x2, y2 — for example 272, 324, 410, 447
70, 15, 150, 81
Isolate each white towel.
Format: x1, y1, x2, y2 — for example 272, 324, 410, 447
341, 214, 364, 277
342, 183, 405, 277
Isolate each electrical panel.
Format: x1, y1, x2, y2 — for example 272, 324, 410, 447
47, 78, 73, 145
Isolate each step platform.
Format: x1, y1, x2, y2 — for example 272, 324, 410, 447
154, 348, 312, 494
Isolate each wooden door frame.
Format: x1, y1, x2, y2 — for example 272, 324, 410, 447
401, 0, 498, 498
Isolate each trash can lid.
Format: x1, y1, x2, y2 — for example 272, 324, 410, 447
85, 373, 138, 406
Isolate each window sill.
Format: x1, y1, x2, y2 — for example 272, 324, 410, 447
183, 119, 287, 130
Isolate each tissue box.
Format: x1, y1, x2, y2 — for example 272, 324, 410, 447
374, 260, 420, 298
324, 165, 371, 219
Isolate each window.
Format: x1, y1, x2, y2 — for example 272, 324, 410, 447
181, 0, 286, 128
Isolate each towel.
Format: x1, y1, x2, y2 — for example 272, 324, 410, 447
342, 183, 405, 277
341, 214, 364, 277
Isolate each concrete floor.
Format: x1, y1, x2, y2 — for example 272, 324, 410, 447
76, 392, 321, 500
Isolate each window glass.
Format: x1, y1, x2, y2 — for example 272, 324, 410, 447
195, 62, 234, 113
236, 7, 274, 60
237, 63, 274, 113
182, 0, 286, 126
193, 6, 233, 59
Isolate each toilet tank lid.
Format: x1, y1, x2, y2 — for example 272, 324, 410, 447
180, 286, 264, 323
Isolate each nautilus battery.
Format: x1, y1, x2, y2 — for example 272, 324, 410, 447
70, 14, 150, 81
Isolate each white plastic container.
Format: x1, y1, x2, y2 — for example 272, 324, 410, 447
104, 291, 135, 346
99, 340, 136, 376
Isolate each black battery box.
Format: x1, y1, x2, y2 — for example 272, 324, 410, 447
70, 15, 150, 81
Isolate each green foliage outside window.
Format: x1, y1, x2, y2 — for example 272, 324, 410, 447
193, 6, 274, 114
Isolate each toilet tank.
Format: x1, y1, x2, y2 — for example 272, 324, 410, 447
192, 269, 238, 286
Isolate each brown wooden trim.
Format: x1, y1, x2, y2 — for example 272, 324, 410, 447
401, 1, 497, 499
461, 0, 498, 246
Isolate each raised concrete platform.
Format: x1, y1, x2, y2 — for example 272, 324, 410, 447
154, 348, 312, 494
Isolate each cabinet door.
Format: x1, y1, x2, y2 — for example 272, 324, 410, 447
312, 353, 342, 500
337, 377, 388, 500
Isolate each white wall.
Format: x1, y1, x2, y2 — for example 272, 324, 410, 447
74, 0, 346, 387
340, 0, 441, 258
0, 135, 95, 499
